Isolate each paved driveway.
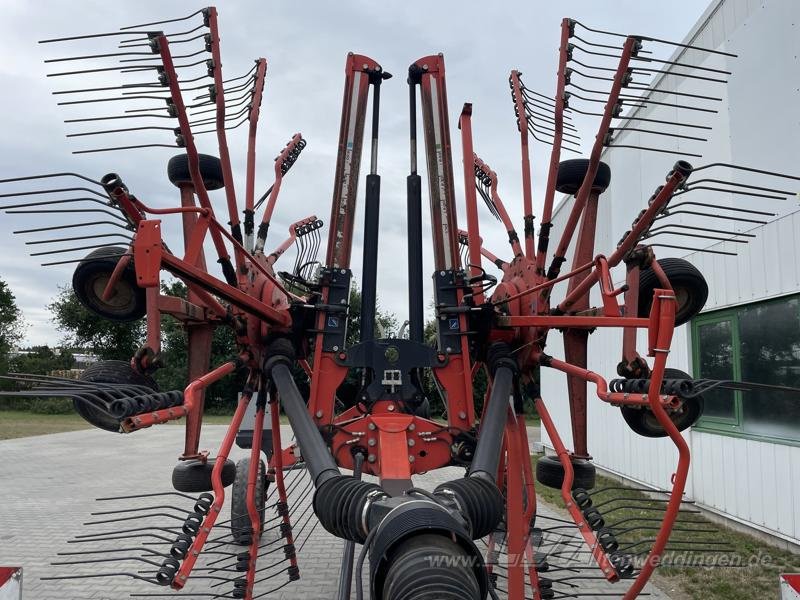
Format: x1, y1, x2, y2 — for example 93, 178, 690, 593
0, 424, 669, 599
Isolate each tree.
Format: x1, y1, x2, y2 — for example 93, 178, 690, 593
153, 280, 242, 413
49, 286, 143, 361
11, 345, 74, 374
0, 279, 23, 355
345, 284, 398, 346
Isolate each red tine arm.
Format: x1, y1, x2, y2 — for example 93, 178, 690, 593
245, 59, 268, 215
253, 133, 304, 254
459, 103, 485, 304
535, 18, 573, 276
556, 166, 688, 313
474, 153, 524, 258
156, 35, 235, 282
206, 7, 244, 265
509, 69, 536, 260
546, 36, 637, 282
458, 229, 508, 270
266, 215, 318, 265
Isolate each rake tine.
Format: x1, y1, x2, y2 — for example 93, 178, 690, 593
39, 30, 161, 44
73, 143, 179, 154
676, 185, 787, 201
658, 208, 769, 225
120, 8, 206, 31
0, 185, 108, 200
41, 252, 132, 266
572, 19, 738, 58
120, 47, 207, 64
1, 196, 115, 211
118, 23, 206, 48
669, 201, 775, 217
649, 243, 738, 256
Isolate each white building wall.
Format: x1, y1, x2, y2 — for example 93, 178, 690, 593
540, 0, 800, 543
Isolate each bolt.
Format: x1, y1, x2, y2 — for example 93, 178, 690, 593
315, 410, 323, 418
368, 454, 376, 463
440, 270, 445, 276
409, 455, 415, 463
368, 422, 376, 430
408, 439, 415, 447
408, 423, 416, 431
388, 404, 395, 412
446, 347, 452, 353
341, 269, 346, 274
458, 411, 467, 420
332, 345, 339, 352
368, 439, 377, 447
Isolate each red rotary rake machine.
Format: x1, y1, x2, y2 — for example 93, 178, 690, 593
2, 7, 799, 600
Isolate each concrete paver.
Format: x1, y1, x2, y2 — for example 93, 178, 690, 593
0, 424, 670, 599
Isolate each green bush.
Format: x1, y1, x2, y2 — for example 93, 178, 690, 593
29, 398, 73, 414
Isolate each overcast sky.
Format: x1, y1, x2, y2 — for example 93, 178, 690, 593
0, 0, 711, 347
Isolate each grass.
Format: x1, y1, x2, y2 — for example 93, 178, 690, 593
532, 454, 800, 600
0, 410, 91, 440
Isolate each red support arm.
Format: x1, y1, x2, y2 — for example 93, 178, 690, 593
414, 54, 462, 271
324, 53, 380, 269
459, 103, 485, 304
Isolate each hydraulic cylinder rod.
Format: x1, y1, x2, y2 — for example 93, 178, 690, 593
469, 364, 515, 481
268, 358, 340, 486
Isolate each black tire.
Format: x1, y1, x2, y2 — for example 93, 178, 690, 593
555, 158, 612, 195
638, 258, 708, 326
381, 534, 481, 600
172, 458, 236, 493
72, 246, 146, 322
536, 455, 596, 490
230, 457, 268, 545
167, 154, 225, 190
620, 368, 704, 438
76, 360, 157, 432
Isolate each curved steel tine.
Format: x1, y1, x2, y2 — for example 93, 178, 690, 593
26, 233, 133, 246
41, 252, 132, 267
1, 197, 112, 211
0, 186, 108, 200
674, 185, 786, 201
5, 207, 128, 222
29, 241, 134, 257
120, 8, 206, 31
66, 125, 176, 138
73, 143, 179, 155
39, 30, 162, 44
572, 19, 738, 58
0, 173, 103, 187
649, 243, 737, 256
14, 221, 131, 235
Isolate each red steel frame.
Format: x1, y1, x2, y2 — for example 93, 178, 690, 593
60, 10, 708, 599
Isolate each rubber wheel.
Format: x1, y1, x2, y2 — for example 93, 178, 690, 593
167, 154, 225, 190
555, 158, 612, 195
72, 246, 146, 322
620, 368, 704, 438
230, 457, 268, 545
76, 360, 157, 432
172, 458, 237, 493
381, 534, 481, 600
638, 258, 708, 326
536, 455, 596, 490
